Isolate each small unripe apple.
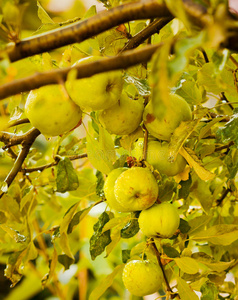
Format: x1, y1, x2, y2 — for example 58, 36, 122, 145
25, 85, 82, 137
114, 167, 159, 212
132, 139, 186, 176
122, 259, 163, 296
138, 202, 180, 238
66, 56, 123, 111
143, 94, 192, 141
104, 167, 129, 212
98, 92, 144, 135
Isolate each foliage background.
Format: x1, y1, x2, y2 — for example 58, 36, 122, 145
0, 0, 238, 299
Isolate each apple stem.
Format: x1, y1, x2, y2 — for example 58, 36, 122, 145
150, 238, 180, 299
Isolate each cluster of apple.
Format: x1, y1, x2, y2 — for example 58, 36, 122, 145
25, 55, 144, 137
24, 55, 192, 297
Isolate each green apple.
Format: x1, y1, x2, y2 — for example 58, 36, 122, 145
122, 259, 163, 296
25, 85, 82, 137
143, 93, 192, 141
114, 167, 159, 212
132, 139, 186, 176
104, 167, 129, 212
98, 92, 144, 135
138, 202, 180, 238
66, 56, 123, 111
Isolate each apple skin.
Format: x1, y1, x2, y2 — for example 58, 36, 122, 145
66, 56, 123, 111
114, 167, 159, 212
122, 259, 163, 297
138, 202, 180, 238
143, 93, 192, 141
98, 92, 144, 135
132, 139, 186, 176
104, 167, 129, 212
25, 85, 82, 137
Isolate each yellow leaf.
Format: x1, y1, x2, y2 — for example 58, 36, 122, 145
179, 147, 215, 181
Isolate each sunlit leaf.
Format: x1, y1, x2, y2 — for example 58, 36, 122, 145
175, 257, 200, 274
190, 224, 238, 245
179, 147, 215, 181
56, 157, 79, 193
89, 265, 124, 300
37, 2, 55, 24
200, 281, 219, 300
90, 212, 112, 260
177, 277, 199, 300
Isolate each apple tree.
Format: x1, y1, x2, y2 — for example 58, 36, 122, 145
0, 0, 238, 299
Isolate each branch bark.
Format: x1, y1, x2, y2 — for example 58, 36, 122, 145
21, 153, 88, 174
0, 44, 161, 100
2, 1, 172, 62
0, 128, 41, 198
1, 0, 211, 63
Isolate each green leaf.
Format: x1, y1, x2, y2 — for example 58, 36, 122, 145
122, 249, 131, 263
216, 109, 238, 148
86, 129, 114, 175
60, 202, 80, 234
169, 119, 202, 163
177, 277, 199, 300
179, 218, 191, 234
124, 74, 151, 96
58, 254, 75, 270
90, 212, 112, 260
163, 245, 180, 258
175, 257, 200, 274
190, 224, 238, 245
83, 5, 97, 19
200, 281, 219, 300
176, 80, 202, 105
67, 206, 93, 234
89, 264, 124, 300
56, 157, 79, 193
158, 176, 177, 202
96, 170, 105, 198
178, 175, 192, 200
121, 212, 140, 239
37, 2, 54, 24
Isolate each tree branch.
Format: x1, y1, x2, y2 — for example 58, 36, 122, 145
0, 128, 40, 198
2, 1, 172, 62
0, 44, 161, 100
21, 153, 87, 174
151, 238, 179, 299
119, 17, 172, 52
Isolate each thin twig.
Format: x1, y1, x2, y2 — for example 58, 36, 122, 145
151, 238, 179, 299
214, 141, 234, 152
21, 153, 88, 174
216, 188, 232, 206
119, 17, 172, 52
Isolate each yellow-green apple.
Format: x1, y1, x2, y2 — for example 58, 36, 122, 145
98, 92, 144, 135
138, 202, 180, 238
114, 167, 158, 212
104, 167, 129, 212
143, 94, 192, 141
66, 56, 123, 111
25, 84, 82, 137
122, 259, 163, 296
132, 139, 186, 176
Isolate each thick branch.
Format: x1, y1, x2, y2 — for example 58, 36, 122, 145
0, 128, 40, 198
2, 1, 172, 62
0, 44, 160, 100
